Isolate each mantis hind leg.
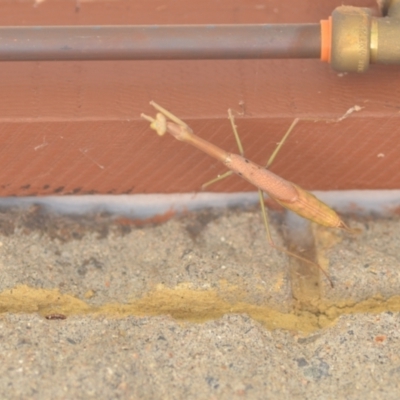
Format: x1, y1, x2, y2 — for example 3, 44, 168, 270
260, 118, 334, 287
259, 190, 334, 288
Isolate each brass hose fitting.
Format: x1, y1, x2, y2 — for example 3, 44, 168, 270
321, 1, 400, 72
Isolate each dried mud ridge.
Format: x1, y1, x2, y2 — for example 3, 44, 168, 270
0, 285, 399, 334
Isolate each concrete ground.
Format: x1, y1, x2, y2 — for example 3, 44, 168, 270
0, 203, 399, 399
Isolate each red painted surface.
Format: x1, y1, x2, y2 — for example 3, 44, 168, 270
0, 0, 398, 197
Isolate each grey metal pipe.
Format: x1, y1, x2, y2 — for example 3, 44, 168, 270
0, 24, 321, 61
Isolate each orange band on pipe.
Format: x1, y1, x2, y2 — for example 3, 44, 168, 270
320, 17, 332, 63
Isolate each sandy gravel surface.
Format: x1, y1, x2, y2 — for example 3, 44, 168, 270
0, 204, 399, 399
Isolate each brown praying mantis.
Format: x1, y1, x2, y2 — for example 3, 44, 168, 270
141, 101, 354, 287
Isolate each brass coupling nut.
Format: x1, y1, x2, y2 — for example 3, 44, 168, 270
321, 4, 400, 72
